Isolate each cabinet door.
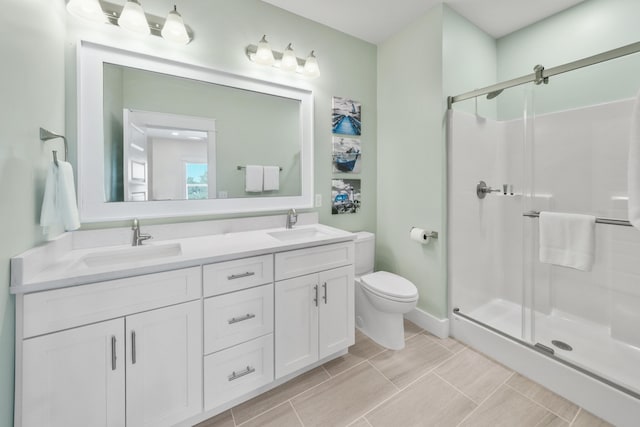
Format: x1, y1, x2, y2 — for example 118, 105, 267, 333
275, 274, 319, 378
319, 266, 355, 359
126, 300, 202, 427
21, 319, 125, 427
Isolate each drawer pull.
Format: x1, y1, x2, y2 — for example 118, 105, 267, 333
323, 282, 327, 304
228, 365, 255, 381
228, 271, 256, 280
111, 336, 117, 371
131, 330, 137, 364
228, 313, 256, 324
314, 284, 319, 307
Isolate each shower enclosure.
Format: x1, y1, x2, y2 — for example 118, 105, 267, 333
447, 42, 640, 425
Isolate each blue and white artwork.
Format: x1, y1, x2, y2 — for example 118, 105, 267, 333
331, 179, 361, 215
332, 96, 361, 136
332, 137, 361, 173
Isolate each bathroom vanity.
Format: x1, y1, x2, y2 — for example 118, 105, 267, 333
10, 215, 355, 427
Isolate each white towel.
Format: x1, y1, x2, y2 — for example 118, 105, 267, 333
245, 165, 263, 192
263, 166, 280, 191
628, 88, 640, 230
40, 161, 81, 233
539, 212, 595, 271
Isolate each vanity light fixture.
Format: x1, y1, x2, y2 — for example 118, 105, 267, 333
254, 35, 276, 66
302, 51, 320, 78
66, 0, 107, 23
161, 5, 190, 45
246, 36, 321, 78
66, 0, 194, 44
118, 0, 150, 35
280, 44, 298, 72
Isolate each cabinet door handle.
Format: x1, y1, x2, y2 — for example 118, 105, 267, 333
323, 282, 327, 304
228, 365, 255, 382
228, 271, 255, 280
111, 336, 117, 371
313, 284, 318, 307
131, 330, 137, 365
228, 313, 256, 324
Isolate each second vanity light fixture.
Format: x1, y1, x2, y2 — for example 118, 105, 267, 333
246, 35, 320, 78
66, 0, 193, 44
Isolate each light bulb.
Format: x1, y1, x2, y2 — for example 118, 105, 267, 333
254, 35, 275, 66
302, 51, 320, 78
161, 5, 190, 44
280, 43, 298, 73
66, 0, 106, 23
118, 0, 150, 35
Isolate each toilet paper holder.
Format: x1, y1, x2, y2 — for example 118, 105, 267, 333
410, 227, 438, 239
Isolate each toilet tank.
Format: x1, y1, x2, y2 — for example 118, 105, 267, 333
354, 231, 375, 276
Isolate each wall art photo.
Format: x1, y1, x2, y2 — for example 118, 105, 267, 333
331, 179, 361, 215
332, 96, 362, 136
332, 137, 361, 173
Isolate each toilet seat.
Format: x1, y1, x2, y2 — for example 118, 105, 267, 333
360, 271, 418, 302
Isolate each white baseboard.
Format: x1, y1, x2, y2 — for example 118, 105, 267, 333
405, 307, 449, 339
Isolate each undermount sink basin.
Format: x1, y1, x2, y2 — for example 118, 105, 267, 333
79, 243, 183, 268
268, 227, 329, 242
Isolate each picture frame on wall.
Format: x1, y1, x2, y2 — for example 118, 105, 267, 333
332, 137, 361, 173
331, 179, 361, 214
332, 96, 362, 136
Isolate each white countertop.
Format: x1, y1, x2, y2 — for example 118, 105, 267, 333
11, 219, 355, 294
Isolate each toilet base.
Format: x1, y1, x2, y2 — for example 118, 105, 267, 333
356, 314, 406, 350
355, 283, 413, 350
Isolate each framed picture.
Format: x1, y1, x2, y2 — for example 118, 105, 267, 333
332, 137, 361, 173
332, 96, 361, 136
331, 179, 361, 215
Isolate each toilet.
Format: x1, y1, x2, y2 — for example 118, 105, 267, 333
354, 231, 419, 350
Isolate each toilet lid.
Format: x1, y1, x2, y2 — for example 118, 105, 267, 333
360, 271, 418, 300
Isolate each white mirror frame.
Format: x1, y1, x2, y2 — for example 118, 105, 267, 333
77, 41, 314, 222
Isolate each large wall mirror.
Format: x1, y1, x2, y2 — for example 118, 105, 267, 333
78, 41, 313, 222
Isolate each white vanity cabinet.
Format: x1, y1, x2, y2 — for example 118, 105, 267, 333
202, 255, 275, 411
18, 267, 203, 427
13, 222, 357, 427
274, 243, 355, 378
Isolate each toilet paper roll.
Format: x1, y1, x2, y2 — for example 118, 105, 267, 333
410, 227, 431, 244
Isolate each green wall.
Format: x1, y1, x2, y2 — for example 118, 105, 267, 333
497, 0, 640, 116
377, 6, 447, 317
0, 2, 66, 426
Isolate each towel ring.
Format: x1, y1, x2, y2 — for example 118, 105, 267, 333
40, 127, 68, 167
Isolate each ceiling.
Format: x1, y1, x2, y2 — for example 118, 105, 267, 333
261, 0, 585, 44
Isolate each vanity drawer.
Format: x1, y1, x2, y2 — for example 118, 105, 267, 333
203, 334, 274, 411
275, 242, 354, 281
203, 254, 273, 297
204, 284, 274, 354
22, 267, 201, 338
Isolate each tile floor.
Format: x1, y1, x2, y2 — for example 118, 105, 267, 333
196, 320, 612, 427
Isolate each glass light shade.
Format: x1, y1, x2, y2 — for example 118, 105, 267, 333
254, 35, 275, 66
118, 0, 150, 35
302, 51, 320, 78
66, 0, 106, 23
161, 6, 190, 44
280, 43, 298, 72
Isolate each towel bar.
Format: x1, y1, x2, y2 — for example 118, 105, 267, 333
40, 127, 68, 167
237, 165, 283, 171
523, 211, 632, 227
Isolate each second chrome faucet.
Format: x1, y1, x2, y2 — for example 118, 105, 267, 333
132, 218, 152, 246
285, 208, 298, 229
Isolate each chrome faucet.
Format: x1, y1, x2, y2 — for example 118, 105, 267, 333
132, 218, 152, 246
285, 208, 298, 229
